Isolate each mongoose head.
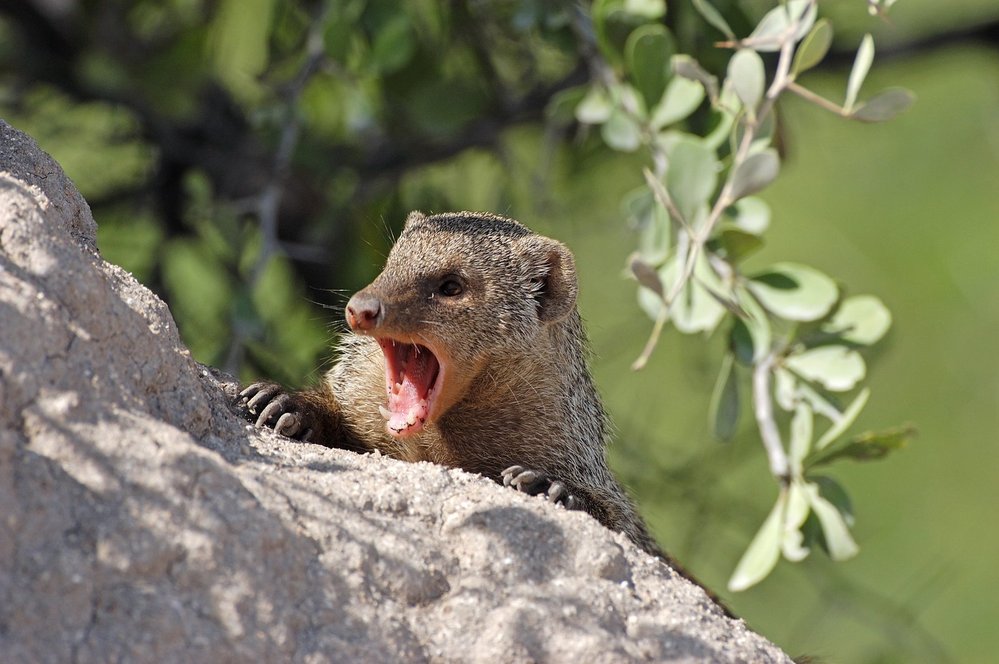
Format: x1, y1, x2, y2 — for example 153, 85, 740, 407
345, 211, 578, 438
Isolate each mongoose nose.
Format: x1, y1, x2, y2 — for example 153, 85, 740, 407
346, 292, 383, 331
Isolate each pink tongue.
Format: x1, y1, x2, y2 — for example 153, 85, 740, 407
386, 345, 435, 434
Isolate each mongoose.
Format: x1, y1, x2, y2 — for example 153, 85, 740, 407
240, 211, 666, 560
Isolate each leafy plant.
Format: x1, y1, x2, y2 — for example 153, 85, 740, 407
568, 0, 915, 590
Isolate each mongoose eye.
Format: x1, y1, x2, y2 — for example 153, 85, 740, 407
438, 277, 464, 297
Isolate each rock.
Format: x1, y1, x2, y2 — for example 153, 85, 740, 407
0, 119, 792, 663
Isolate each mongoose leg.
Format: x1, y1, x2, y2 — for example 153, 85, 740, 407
239, 382, 316, 442
502, 465, 580, 510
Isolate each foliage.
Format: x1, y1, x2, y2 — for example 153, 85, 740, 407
569, 0, 913, 590
0, 0, 936, 643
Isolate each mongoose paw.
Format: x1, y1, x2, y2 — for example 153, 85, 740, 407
501, 465, 580, 510
238, 382, 316, 442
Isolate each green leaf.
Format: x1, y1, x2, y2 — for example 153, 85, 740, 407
728, 49, 765, 112
210, 0, 275, 99
601, 108, 642, 151
729, 491, 785, 592
850, 88, 916, 123
576, 86, 613, 124
371, 14, 415, 74
729, 148, 780, 200
785, 346, 866, 392
731, 197, 770, 235
804, 480, 859, 560
823, 295, 892, 345
593, 0, 645, 65
815, 387, 870, 450
626, 24, 675, 110
748, 262, 838, 322
845, 34, 874, 113
672, 55, 719, 102
809, 425, 915, 467
789, 404, 813, 470
714, 228, 763, 262
710, 353, 740, 441
546, 86, 588, 127
792, 19, 833, 77
666, 137, 718, 221
691, 0, 735, 40
650, 77, 705, 130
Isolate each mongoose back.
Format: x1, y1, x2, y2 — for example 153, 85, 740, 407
241, 211, 665, 558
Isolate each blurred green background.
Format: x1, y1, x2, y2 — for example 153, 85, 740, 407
2, 1, 996, 661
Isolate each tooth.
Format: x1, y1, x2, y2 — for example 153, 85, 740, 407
378, 405, 391, 421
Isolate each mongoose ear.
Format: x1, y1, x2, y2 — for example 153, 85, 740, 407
403, 211, 427, 229
520, 237, 578, 323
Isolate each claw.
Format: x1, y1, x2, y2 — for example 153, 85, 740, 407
547, 481, 567, 502
275, 411, 301, 437
246, 384, 281, 413
502, 465, 524, 487
255, 399, 284, 427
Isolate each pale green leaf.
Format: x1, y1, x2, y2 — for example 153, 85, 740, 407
785, 346, 866, 392
622, 188, 671, 264
796, 380, 843, 421
729, 148, 780, 200
815, 387, 870, 450
823, 295, 892, 345
602, 109, 642, 151
774, 367, 797, 411
845, 34, 874, 113
710, 353, 740, 441
670, 252, 727, 334
729, 491, 786, 592
666, 137, 718, 221
623, 0, 666, 19
748, 263, 838, 322
789, 403, 813, 470
672, 55, 719, 102
804, 479, 859, 560
731, 197, 771, 235
792, 19, 833, 77
728, 49, 765, 112
650, 77, 705, 130
747, 0, 816, 53
575, 86, 613, 124
782, 479, 812, 561
850, 88, 915, 123
691, 0, 735, 40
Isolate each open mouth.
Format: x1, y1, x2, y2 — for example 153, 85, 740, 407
376, 338, 442, 437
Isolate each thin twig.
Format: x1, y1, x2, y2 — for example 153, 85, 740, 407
787, 80, 846, 116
